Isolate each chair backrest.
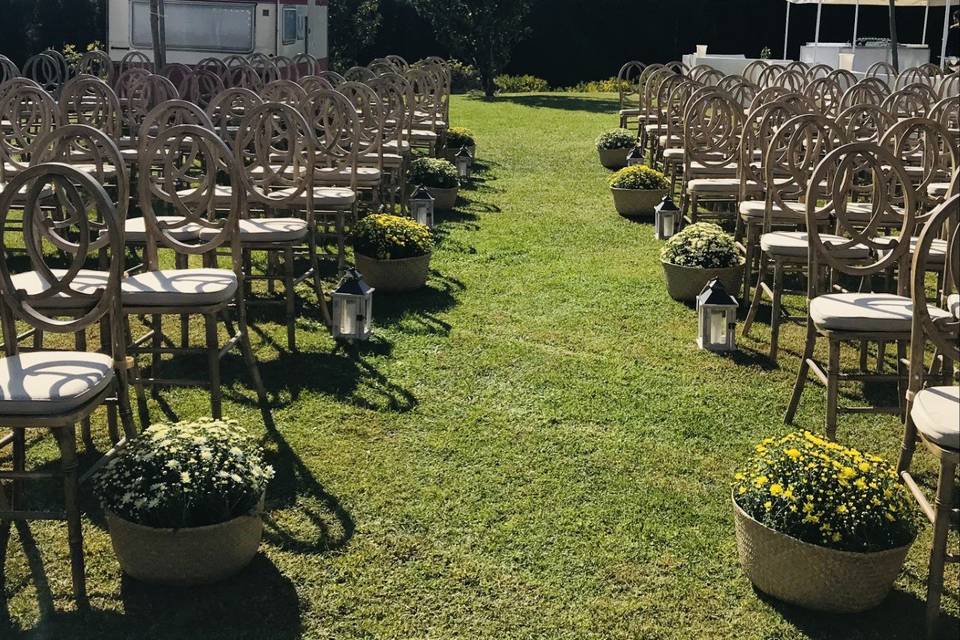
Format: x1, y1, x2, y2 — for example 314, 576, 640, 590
33, 124, 128, 221
806, 142, 917, 291
717, 75, 757, 109
262, 79, 308, 105
927, 95, 959, 134
273, 55, 296, 81
0, 162, 124, 336
406, 67, 438, 128
248, 53, 280, 85
140, 100, 214, 148
206, 87, 263, 149
318, 70, 345, 87
909, 194, 960, 368
137, 124, 242, 265
739, 95, 805, 201
895, 66, 938, 90
742, 60, 767, 85
300, 89, 360, 182
386, 55, 409, 71
0, 55, 20, 84
803, 76, 843, 118
880, 117, 958, 213
683, 89, 742, 171
197, 57, 228, 77
116, 70, 178, 137
773, 68, 805, 92
292, 53, 318, 79
840, 78, 890, 110
338, 81, 383, 165
224, 63, 263, 91
866, 61, 897, 81
835, 103, 897, 144
76, 50, 114, 85
178, 68, 225, 108
881, 84, 938, 119
368, 60, 398, 77
663, 78, 698, 152
0, 84, 60, 183
804, 64, 832, 83
367, 72, 412, 150
616, 60, 645, 111
59, 75, 123, 140
826, 68, 858, 93
300, 75, 335, 93
935, 73, 958, 100
118, 50, 153, 76
23, 52, 64, 94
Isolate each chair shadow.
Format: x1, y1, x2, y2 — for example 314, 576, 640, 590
0, 551, 302, 640
373, 272, 462, 338
474, 93, 621, 114
759, 587, 960, 639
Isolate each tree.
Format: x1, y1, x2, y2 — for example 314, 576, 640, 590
329, 0, 382, 69
149, 0, 167, 69
412, 0, 535, 97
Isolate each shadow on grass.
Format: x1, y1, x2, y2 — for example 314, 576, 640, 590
0, 542, 302, 640
759, 586, 960, 639
373, 271, 463, 338
472, 94, 620, 114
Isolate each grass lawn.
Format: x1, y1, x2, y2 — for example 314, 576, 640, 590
1, 92, 957, 639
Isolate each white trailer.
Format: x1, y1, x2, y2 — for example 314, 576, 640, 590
107, 0, 328, 66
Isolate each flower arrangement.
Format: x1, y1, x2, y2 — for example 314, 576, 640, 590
595, 129, 636, 151
609, 165, 669, 191
354, 213, 432, 260
62, 41, 103, 66
445, 127, 475, 149
660, 222, 739, 269
409, 157, 459, 189
94, 418, 273, 529
734, 432, 916, 553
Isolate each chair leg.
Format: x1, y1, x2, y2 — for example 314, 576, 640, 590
897, 411, 918, 475
125, 319, 150, 432
205, 313, 222, 419
689, 193, 699, 224
825, 338, 841, 440
307, 231, 332, 328
785, 320, 817, 424
283, 246, 297, 352
56, 426, 87, 606
11, 428, 25, 511
742, 252, 767, 338
925, 460, 956, 639
232, 311, 269, 409
150, 314, 162, 400
769, 260, 784, 365
896, 340, 908, 419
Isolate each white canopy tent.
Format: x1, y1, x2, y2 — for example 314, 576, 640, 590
784, 0, 954, 69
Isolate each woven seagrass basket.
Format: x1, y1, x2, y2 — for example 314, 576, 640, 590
355, 252, 431, 293
733, 496, 912, 613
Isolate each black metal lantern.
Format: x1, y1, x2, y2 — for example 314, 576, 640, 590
654, 195, 680, 240
409, 184, 435, 229
626, 145, 644, 166
696, 278, 738, 352
454, 145, 473, 179
331, 268, 374, 341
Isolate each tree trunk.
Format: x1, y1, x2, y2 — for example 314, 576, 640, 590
888, 0, 899, 72
150, 0, 167, 69
482, 73, 496, 98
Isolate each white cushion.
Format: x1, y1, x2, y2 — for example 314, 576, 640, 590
619, 108, 640, 116
315, 166, 381, 186
9, 269, 109, 308
410, 129, 438, 142
687, 161, 737, 178
759, 231, 870, 259
911, 386, 959, 450
926, 182, 950, 198
125, 216, 203, 242
0, 351, 114, 415
949, 293, 960, 320
687, 178, 761, 194
739, 199, 864, 221
809, 293, 953, 333
872, 236, 948, 265
122, 269, 238, 307
272, 186, 356, 207
383, 140, 411, 153
200, 218, 307, 243
360, 152, 403, 169
662, 148, 684, 160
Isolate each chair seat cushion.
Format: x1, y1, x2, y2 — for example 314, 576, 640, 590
383, 140, 411, 153
619, 108, 640, 116
9, 269, 109, 309
687, 178, 761, 194
410, 129, 437, 142
360, 152, 404, 169
662, 148, 684, 160
949, 293, 960, 320
809, 293, 953, 333
687, 161, 737, 178
202, 218, 307, 243
911, 386, 959, 450
125, 216, 203, 242
739, 199, 862, 221
872, 236, 948, 264
926, 182, 949, 198
315, 166, 381, 185
759, 232, 870, 259
272, 186, 356, 207
0, 351, 114, 415
122, 269, 238, 307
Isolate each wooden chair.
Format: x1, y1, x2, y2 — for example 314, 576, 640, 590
836, 103, 897, 144
0, 55, 20, 84
318, 70, 346, 87
300, 75, 335, 93
176, 68, 225, 109
262, 79, 308, 106
344, 66, 376, 83
840, 78, 889, 110
205, 87, 263, 150
0, 84, 60, 185
59, 75, 123, 140
896, 193, 959, 640
882, 84, 938, 120
826, 68, 858, 93
292, 53, 319, 79
784, 142, 952, 438
23, 52, 64, 95
616, 61, 645, 130
76, 50, 114, 85
0, 162, 136, 604
118, 50, 153, 76
338, 81, 386, 209
248, 53, 280, 85
129, 124, 268, 420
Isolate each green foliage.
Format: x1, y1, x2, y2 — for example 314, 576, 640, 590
445, 126, 476, 148
449, 58, 482, 93
94, 419, 273, 529
734, 432, 916, 552
608, 165, 669, 191
412, 0, 535, 97
760, 46, 772, 60
660, 222, 740, 268
409, 157, 459, 189
62, 40, 102, 66
354, 213, 433, 260
594, 128, 635, 151
562, 77, 629, 93
329, 0, 382, 70
494, 73, 550, 93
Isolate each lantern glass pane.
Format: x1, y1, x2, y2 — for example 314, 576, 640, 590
339, 297, 358, 337
709, 309, 725, 345
363, 297, 373, 335
663, 213, 675, 238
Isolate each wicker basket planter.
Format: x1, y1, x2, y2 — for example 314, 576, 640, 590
598, 147, 629, 170
106, 498, 264, 586
428, 186, 458, 210
611, 187, 669, 217
355, 252, 431, 293
733, 497, 911, 613
661, 259, 744, 302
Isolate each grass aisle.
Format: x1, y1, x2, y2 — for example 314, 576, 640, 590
3, 93, 957, 639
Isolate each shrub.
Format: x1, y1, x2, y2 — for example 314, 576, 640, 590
494, 74, 550, 93
609, 165, 669, 190
62, 40, 103, 66
445, 126, 476, 149
595, 129, 635, 151
734, 432, 916, 553
94, 419, 273, 529
409, 157, 459, 189
660, 222, 740, 268
563, 77, 629, 93
354, 213, 432, 260
449, 59, 481, 93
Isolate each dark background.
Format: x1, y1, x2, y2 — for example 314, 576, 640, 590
0, 0, 950, 84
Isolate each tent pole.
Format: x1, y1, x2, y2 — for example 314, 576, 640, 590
784, 1, 791, 60
889, 0, 900, 72
922, 1, 929, 44
853, 0, 860, 52
942, 0, 953, 68
815, 0, 823, 63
